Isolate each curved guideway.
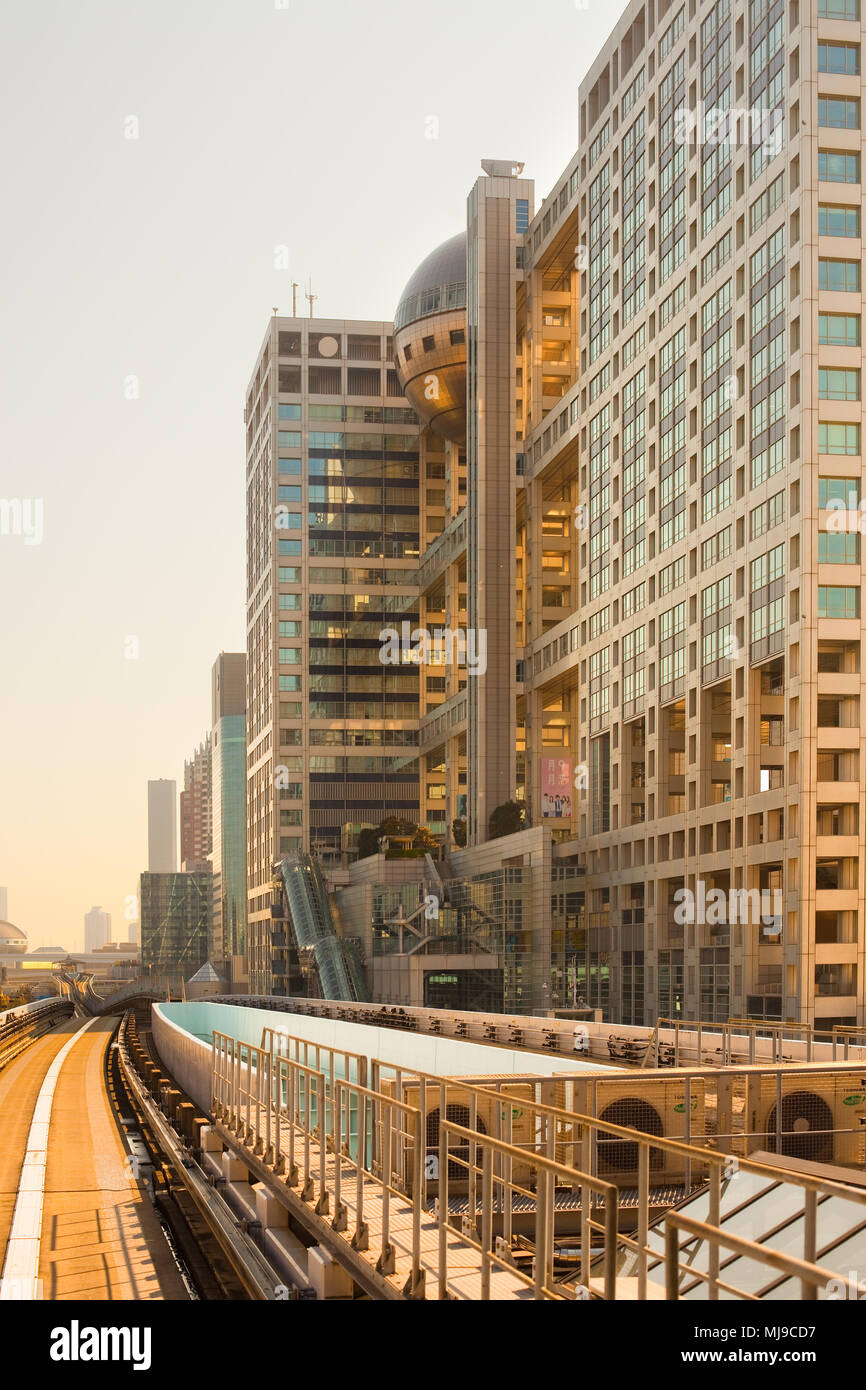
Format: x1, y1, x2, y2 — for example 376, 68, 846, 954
0, 1015, 188, 1301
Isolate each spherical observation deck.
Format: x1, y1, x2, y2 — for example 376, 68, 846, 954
393, 232, 467, 443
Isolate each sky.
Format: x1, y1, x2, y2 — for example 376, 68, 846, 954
0, 0, 630, 952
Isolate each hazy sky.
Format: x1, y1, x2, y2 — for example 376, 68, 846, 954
0, 0, 630, 951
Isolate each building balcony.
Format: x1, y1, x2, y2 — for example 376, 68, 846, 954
815, 726, 860, 749
816, 888, 859, 912
815, 942, 858, 966
814, 995, 858, 1018
817, 780, 859, 803
816, 834, 859, 858
818, 671, 860, 696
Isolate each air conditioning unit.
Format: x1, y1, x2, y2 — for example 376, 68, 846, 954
589, 1077, 709, 1187
749, 1073, 866, 1168
381, 1077, 539, 1195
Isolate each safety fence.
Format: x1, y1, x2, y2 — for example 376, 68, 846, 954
209, 1023, 866, 1301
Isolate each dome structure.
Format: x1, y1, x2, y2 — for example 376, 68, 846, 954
393, 232, 467, 443
0, 920, 27, 952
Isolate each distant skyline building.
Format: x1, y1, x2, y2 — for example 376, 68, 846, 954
127, 919, 139, 946
0, 888, 7, 922
140, 871, 210, 979
209, 653, 247, 984
147, 780, 178, 873
84, 905, 111, 953
181, 737, 212, 871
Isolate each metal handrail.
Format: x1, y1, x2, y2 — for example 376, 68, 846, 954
436, 1118, 618, 1300
664, 1211, 866, 1302
211, 1026, 866, 1302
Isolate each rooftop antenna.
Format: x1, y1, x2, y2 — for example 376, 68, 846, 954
305, 280, 317, 319
272, 306, 279, 316
291, 281, 299, 317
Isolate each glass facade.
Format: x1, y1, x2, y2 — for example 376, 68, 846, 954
140, 872, 211, 979
212, 714, 247, 964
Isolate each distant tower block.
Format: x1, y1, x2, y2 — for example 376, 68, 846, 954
85, 906, 111, 953
0, 888, 7, 922
148, 780, 178, 872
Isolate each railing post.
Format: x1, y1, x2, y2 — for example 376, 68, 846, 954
708, 1164, 721, 1300
665, 1221, 680, 1299
481, 1145, 493, 1301
376, 1099, 395, 1276
603, 1181, 617, 1301
352, 1093, 369, 1252
438, 1111, 449, 1300
245, 1047, 252, 1142
581, 1124, 591, 1290
802, 1190, 818, 1301
638, 1141, 649, 1300
409, 1109, 424, 1298
534, 1165, 549, 1299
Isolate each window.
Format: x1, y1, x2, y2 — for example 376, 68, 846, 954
278, 404, 302, 421
422, 336, 436, 352
702, 526, 733, 569
277, 511, 303, 527
278, 431, 302, 448
450, 329, 465, 345
817, 0, 860, 17
279, 675, 303, 692
819, 477, 861, 508
818, 205, 861, 238
818, 314, 861, 346
278, 485, 303, 502
819, 98, 860, 130
279, 649, 301, 665
279, 622, 302, 636
819, 423, 860, 455
817, 586, 861, 618
818, 41, 860, 75
279, 458, 301, 476
819, 259, 861, 292
278, 540, 302, 557
279, 593, 302, 609
819, 532, 861, 563
818, 152, 860, 184
819, 368, 860, 401
750, 491, 785, 539
279, 567, 301, 582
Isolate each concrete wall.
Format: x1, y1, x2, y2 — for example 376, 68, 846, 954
151, 1004, 213, 1112
155, 999, 615, 1085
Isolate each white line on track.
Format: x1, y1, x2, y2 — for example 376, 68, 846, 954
0, 1016, 100, 1300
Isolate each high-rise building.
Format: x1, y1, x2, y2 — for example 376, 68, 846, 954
241, 0, 866, 1029
139, 872, 211, 979
180, 737, 212, 870
0, 888, 7, 922
244, 318, 423, 994
395, 0, 866, 1031
210, 653, 247, 983
539, 0, 865, 1032
147, 780, 177, 873
84, 906, 111, 953
127, 919, 139, 946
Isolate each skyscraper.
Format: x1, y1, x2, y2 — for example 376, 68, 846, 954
0, 888, 7, 923
147, 780, 177, 873
244, 318, 422, 994
84, 905, 111, 953
180, 737, 212, 870
210, 652, 247, 983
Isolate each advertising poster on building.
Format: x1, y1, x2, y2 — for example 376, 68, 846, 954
541, 758, 573, 820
